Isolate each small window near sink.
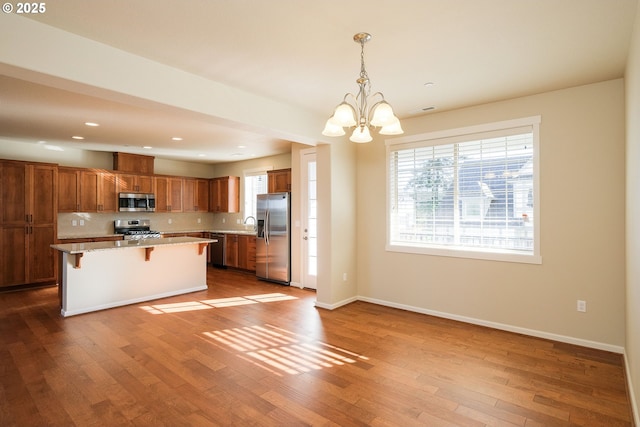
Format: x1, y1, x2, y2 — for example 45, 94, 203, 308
244, 170, 268, 219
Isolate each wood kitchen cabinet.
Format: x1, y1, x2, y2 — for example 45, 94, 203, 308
224, 233, 256, 271
238, 234, 256, 271
113, 152, 154, 174
268, 168, 291, 193
57, 167, 118, 212
183, 178, 209, 212
0, 160, 57, 288
118, 173, 154, 193
154, 176, 183, 212
225, 234, 238, 267
209, 176, 240, 213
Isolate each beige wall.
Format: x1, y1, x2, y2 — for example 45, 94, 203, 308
626, 4, 640, 422
356, 79, 626, 350
315, 139, 358, 307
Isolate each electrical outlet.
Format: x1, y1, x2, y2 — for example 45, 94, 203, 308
79, 219, 85, 226
72, 220, 77, 226
197, 218, 201, 224
577, 300, 587, 312
168, 218, 172, 224
343, 273, 347, 281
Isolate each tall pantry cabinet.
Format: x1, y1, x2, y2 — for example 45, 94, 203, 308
0, 160, 57, 288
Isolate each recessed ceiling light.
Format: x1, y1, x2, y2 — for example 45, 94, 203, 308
237, 145, 246, 149
424, 82, 435, 87
172, 137, 183, 141
143, 146, 153, 149
37, 140, 47, 144
84, 122, 100, 127
72, 136, 84, 140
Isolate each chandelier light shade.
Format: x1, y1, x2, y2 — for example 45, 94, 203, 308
322, 32, 403, 143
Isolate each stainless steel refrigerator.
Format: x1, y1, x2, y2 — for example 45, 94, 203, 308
256, 192, 291, 284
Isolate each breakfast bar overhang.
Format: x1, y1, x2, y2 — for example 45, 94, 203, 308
51, 237, 215, 317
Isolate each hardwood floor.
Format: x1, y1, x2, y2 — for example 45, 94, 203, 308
0, 267, 634, 426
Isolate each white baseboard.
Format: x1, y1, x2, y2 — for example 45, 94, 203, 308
356, 295, 625, 353
315, 295, 357, 310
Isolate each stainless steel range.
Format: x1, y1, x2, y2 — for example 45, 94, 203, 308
114, 219, 161, 240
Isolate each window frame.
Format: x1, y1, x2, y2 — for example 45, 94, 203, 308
385, 116, 542, 264
242, 167, 271, 219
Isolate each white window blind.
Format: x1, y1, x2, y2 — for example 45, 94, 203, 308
387, 117, 540, 263
244, 172, 268, 218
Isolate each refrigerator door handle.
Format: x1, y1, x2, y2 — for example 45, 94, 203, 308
265, 209, 270, 246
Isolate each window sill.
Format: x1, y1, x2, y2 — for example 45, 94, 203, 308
386, 243, 542, 264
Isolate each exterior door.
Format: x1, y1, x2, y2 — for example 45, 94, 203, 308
301, 149, 317, 289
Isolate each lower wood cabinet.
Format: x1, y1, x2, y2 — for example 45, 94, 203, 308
225, 234, 256, 271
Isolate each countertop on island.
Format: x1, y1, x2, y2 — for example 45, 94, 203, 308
51, 236, 216, 254
57, 229, 256, 240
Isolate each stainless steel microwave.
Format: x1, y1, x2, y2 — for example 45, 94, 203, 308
118, 193, 156, 212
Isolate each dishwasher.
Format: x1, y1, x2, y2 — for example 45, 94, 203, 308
209, 233, 226, 267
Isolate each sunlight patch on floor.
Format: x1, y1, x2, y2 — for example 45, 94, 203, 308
202, 323, 369, 376
140, 293, 298, 314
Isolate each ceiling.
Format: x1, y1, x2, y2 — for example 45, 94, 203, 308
0, 0, 637, 164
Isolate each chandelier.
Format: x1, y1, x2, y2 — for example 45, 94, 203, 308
322, 32, 403, 143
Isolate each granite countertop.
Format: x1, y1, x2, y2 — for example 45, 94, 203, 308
51, 237, 216, 254
57, 229, 256, 240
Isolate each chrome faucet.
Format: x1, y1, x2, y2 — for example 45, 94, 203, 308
243, 216, 257, 231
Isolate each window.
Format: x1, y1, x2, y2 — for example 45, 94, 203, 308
386, 116, 541, 263
243, 170, 268, 219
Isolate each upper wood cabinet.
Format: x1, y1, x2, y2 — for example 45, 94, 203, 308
183, 178, 210, 212
58, 167, 80, 212
268, 168, 291, 193
155, 176, 183, 212
118, 173, 154, 193
57, 167, 118, 212
113, 152, 154, 174
0, 160, 57, 288
209, 176, 240, 213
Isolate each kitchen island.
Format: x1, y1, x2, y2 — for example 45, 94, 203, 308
51, 237, 215, 317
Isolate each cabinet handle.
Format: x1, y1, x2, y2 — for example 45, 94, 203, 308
25, 226, 28, 235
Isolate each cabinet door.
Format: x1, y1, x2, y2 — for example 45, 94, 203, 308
99, 172, 118, 212
79, 170, 99, 212
196, 179, 209, 212
118, 174, 153, 193
169, 177, 183, 212
225, 234, 238, 267
209, 177, 239, 213
268, 169, 291, 193
29, 224, 56, 283
238, 235, 256, 271
0, 161, 27, 225
137, 175, 154, 193
154, 176, 169, 212
58, 168, 80, 212
31, 165, 56, 225
0, 225, 27, 287
183, 178, 196, 212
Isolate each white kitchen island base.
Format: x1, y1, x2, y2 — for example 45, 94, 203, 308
53, 237, 213, 317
